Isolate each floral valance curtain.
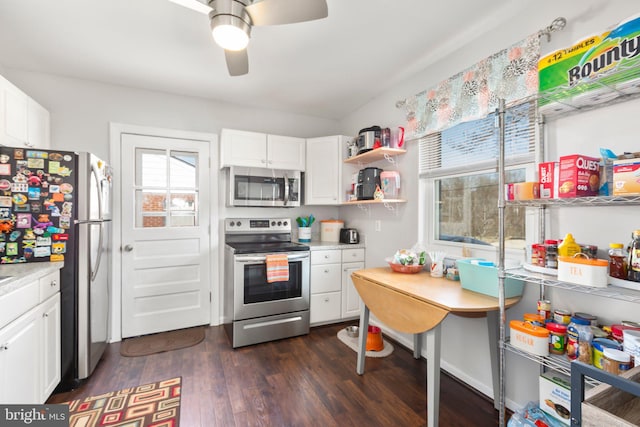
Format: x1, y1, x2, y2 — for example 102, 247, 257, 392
399, 33, 540, 139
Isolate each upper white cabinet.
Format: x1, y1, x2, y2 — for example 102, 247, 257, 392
305, 135, 350, 205
0, 75, 51, 148
220, 128, 305, 170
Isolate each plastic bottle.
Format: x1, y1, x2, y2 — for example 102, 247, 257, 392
628, 230, 640, 282
566, 316, 593, 364
609, 243, 627, 280
558, 233, 581, 258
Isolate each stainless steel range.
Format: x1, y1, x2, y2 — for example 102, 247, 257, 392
223, 217, 310, 348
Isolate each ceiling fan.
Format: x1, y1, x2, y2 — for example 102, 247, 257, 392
169, 0, 328, 76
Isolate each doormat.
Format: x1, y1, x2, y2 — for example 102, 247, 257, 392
65, 377, 181, 427
337, 327, 394, 358
120, 326, 205, 357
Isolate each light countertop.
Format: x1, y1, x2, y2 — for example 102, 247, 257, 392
0, 262, 65, 297
300, 241, 366, 250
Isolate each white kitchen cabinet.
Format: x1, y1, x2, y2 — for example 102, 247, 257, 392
220, 128, 305, 170
0, 75, 51, 148
341, 249, 365, 319
0, 269, 61, 404
310, 247, 365, 325
0, 303, 41, 404
305, 136, 350, 205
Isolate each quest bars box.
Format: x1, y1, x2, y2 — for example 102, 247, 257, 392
538, 13, 640, 113
558, 155, 600, 198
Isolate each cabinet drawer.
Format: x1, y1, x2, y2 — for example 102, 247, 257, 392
310, 264, 341, 293
39, 270, 60, 302
310, 292, 341, 324
0, 280, 39, 330
311, 250, 341, 265
342, 248, 365, 263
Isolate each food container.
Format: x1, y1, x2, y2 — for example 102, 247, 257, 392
513, 182, 540, 200
320, 220, 344, 242
613, 157, 640, 196
345, 325, 359, 338
366, 325, 384, 351
557, 255, 608, 287
611, 324, 640, 341
539, 161, 559, 199
457, 259, 525, 298
510, 320, 549, 356
592, 338, 623, 369
523, 313, 545, 327
558, 154, 600, 198
547, 322, 568, 355
602, 348, 632, 375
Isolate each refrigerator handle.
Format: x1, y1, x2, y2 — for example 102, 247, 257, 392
91, 222, 104, 282
91, 163, 104, 220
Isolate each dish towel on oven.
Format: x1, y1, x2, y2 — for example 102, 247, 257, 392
266, 253, 289, 283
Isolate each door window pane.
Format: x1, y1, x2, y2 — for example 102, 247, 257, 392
134, 149, 199, 228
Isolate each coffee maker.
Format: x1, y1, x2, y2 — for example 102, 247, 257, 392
356, 167, 382, 200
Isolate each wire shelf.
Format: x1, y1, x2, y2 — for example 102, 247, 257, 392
506, 267, 640, 303
505, 341, 601, 387
506, 195, 640, 207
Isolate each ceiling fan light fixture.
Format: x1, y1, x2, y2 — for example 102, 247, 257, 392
211, 16, 250, 51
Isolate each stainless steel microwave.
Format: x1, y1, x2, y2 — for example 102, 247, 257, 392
227, 167, 301, 207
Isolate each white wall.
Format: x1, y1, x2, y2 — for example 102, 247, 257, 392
338, 0, 640, 411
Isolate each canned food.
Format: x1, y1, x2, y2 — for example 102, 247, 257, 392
574, 312, 597, 326
553, 309, 571, 325
537, 300, 551, 320
547, 322, 567, 355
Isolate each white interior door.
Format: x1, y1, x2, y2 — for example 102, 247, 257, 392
121, 133, 211, 338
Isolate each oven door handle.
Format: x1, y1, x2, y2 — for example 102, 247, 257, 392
235, 253, 309, 263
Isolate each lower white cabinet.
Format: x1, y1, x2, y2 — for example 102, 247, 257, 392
0, 269, 61, 404
310, 247, 365, 325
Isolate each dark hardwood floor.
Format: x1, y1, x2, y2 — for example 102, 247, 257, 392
48, 323, 503, 426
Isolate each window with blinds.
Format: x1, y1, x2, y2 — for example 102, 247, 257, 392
421, 100, 536, 250
419, 100, 537, 178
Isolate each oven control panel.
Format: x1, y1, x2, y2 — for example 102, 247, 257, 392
225, 218, 291, 233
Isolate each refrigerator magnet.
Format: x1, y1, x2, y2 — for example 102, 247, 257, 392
0, 154, 9, 163
52, 242, 66, 254
50, 254, 64, 262
6, 242, 17, 256
33, 246, 50, 257
0, 164, 10, 175
0, 197, 11, 207
16, 214, 31, 228
27, 158, 45, 169
13, 149, 24, 160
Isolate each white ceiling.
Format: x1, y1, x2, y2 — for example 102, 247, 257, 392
0, 0, 527, 119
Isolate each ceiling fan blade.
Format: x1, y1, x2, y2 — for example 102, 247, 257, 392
167, 0, 212, 15
225, 49, 249, 76
245, 0, 328, 26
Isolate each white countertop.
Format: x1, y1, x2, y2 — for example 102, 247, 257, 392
0, 262, 65, 297
303, 241, 366, 250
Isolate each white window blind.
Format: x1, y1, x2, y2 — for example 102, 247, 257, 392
419, 100, 536, 178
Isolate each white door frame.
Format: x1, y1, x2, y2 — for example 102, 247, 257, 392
109, 122, 220, 343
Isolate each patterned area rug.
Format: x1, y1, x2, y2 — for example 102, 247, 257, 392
120, 326, 205, 357
337, 327, 394, 357
66, 377, 181, 427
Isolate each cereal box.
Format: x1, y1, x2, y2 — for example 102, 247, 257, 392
558, 155, 600, 198
538, 161, 558, 199
613, 158, 640, 196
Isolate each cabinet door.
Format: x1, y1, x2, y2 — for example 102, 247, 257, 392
0, 76, 29, 146
305, 136, 342, 205
220, 128, 267, 168
0, 307, 41, 404
41, 294, 61, 402
310, 263, 342, 293
342, 261, 365, 319
27, 98, 51, 149
310, 291, 342, 324
267, 135, 306, 171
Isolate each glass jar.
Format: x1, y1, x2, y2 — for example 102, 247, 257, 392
628, 230, 640, 282
544, 240, 558, 269
609, 243, 628, 279
567, 316, 593, 364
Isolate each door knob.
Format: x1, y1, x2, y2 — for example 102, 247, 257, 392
123, 245, 134, 252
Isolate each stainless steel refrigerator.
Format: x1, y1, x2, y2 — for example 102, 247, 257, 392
0, 147, 112, 389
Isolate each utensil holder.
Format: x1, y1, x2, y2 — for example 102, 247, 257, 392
298, 227, 311, 242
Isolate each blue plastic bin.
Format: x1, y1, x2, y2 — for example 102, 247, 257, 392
457, 258, 524, 298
